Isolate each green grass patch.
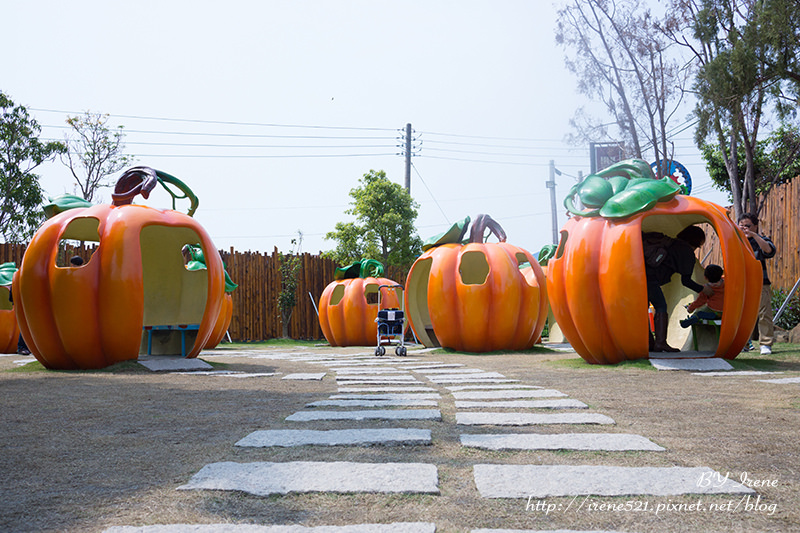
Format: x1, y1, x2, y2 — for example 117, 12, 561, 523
427, 345, 562, 356
548, 356, 656, 370
6, 358, 230, 373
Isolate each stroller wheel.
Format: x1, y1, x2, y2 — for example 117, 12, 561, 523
395, 346, 407, 357
375, 346, 386, 357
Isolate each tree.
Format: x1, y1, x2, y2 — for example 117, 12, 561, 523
555, 0, 691, 175
325, 170, 422, 269
702, 124, 800, 197
277, 233, 303, 338
1, 92, 66, 242
62, 111, 134, 201
663, 0, 800, 218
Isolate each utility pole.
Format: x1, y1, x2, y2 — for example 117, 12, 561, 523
547, 160, 561, 245
404, 123, 412, 194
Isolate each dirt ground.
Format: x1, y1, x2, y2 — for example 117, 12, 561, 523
1, 343, 799, 533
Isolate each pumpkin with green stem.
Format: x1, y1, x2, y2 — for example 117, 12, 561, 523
318, 259, 402, 346
405, 214, 547, 352
547, 159, 762, 364
14, 167, 225, 369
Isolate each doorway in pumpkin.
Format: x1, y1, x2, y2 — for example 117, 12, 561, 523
139, 225, 209, 356
641, 214, 718, 353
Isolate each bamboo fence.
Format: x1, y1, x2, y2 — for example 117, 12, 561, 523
2, 179, 797, 341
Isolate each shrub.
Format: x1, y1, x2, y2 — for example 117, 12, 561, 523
772, 287, 800, 331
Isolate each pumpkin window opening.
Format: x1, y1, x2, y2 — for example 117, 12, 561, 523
56, 217, 100, 268
364, 284, 379, 305
459, 251, 490, 285
330, 285, 345, 306
555, 230, 568, 259
0, 286, 11, 311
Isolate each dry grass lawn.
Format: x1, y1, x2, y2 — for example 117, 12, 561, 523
1, 341, 799, 533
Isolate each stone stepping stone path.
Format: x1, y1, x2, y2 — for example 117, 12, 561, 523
286, 409, 442, 422
164, 348, 757, 532
460, 432, 664, 451
457, 412, 616, 425
178, 461, 439, 495
106, 523, 436, 533
236, 428, 432, 447
473, 465, 755, 498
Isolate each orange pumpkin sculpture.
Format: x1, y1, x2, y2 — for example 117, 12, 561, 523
0, 263, 20, 354
405, 214, 547, 352
318, 259, 402, 346
547, 159, 762, 364
13, 167, 226, 369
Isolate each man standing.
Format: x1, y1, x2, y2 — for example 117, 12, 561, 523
738, 213, 777, 354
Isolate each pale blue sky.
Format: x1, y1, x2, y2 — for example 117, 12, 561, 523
3, 1, 727, 255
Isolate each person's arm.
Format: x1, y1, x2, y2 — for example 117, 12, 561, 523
743, 228, 776, 259
687, 291, 708, 312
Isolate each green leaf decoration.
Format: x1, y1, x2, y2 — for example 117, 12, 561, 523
42, 194, 93, 219
334, 258, 385, 280
422, 216, 470, 251
598, 178, 681, 218
564, 159, 682, 219
0, 262, 17, 287
183, 244, 238, 292
537, 244, 557, 266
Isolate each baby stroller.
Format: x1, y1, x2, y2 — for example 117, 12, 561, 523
375, 284, 407, 356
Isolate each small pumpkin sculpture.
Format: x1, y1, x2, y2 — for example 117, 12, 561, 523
13, 167, 225, 369
547, 159, 762, 364
0, 263, 20, 354
318, 259, 402, 346
182, 244, 238, 349
405, 214, 547, 352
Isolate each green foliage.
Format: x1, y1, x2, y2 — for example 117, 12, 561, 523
277, 236, 303, 338
0, 92, 66, 242
701, 125, 800, 201
63, 111, 134, 202
325, 170, 422, 269
772, 286, 800, 331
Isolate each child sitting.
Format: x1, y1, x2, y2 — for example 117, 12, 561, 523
680, 264, 724, 328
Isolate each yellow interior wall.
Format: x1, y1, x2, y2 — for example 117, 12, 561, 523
61, 217, 101, 242
643, 213, 716, 351
459, 251, 490, 285
140, 225, 207, 326
0, 287, 11, 311
406, 257, 437, 347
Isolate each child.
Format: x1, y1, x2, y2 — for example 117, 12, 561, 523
680, 264, 724, 328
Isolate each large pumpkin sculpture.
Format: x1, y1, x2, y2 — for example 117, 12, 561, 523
0, 262, 20, 354
547, 159, 762, 364
318, 259, 402, 347
405, 214, 547, 352
13, 167, 226, 369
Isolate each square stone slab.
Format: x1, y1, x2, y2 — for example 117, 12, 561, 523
178, 461, 439, 495
454, 399, 587, 409
457, 412, 615, 426
757, 376, 800, 384
473, 465, 754, 498
137, 356, 213, 372
287, 409, 442, 422
236, 428, 432, 447
453, 390, 567, 400
283, 373, 327, 380
649, 358, 733, 371
338, 386, 438, 393
461, 433, 664, 451
307, 399, 438, 408
330, 393, 441, 400
106, 523, 437, 533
